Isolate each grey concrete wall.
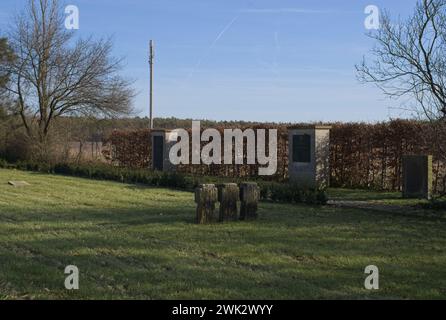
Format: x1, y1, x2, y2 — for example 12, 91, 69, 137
151, 130, 177, 172
288, 129, 316, 187
315, 129, 330, 188
288, 127, 331, 188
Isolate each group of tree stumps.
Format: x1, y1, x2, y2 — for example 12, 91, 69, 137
194, 183, 260, 224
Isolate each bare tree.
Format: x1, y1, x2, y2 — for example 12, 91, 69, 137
0, 38, 14, 92
0, 0, 133, 157
357, 0, 446, 119
357, 0, 446, 193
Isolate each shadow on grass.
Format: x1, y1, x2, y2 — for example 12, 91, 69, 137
1, 200, 446, 299
0, 243, 381, 300
328, 188, 403, 201
1, 222, 445, 299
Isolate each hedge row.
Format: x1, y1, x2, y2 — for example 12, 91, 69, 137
421, 199, 446, 210
0, 160, 327, 205
330, 120, 446, 192
259, 182, 328, 205
103, 120, 446, 192
103, 126, 290, 180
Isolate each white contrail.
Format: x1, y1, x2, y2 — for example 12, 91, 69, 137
187, 14, 240, 80
186, 5, 324, 81
212, 15, 239, 47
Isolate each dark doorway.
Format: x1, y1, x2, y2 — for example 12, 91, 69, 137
153, 136, 164, 171
405, 161, 424, 194
292, 134, 311, 163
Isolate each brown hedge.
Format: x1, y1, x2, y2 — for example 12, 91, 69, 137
103, 120, 445, 192
330, 120, 445, 192
103, 129, 152, 169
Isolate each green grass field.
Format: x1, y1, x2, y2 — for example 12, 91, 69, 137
0, 168, 445, 300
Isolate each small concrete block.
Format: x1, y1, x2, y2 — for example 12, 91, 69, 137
8, 181, 30, 187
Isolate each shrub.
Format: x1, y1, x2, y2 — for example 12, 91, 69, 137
258, 181, 327, 205
15, 160, 53, 173
0, 158, 7, 168
316, 189, 329, 205
54, 163, 71, 174
259, 182, 271, 200
0, 131, 33, 162
421, 199, 446, 211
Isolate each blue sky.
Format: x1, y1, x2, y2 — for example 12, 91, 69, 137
0, 0, 419, 122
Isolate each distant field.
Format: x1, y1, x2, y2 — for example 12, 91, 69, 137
0, 168, 445, 299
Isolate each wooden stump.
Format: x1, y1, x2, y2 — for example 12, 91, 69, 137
217, 183, 239, 222
239, 182, 260, 220
195, 184, 218, 224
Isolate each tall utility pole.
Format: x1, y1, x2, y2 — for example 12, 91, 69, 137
149, 40, 155, 129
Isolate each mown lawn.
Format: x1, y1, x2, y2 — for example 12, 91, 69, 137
0, 168, 445, 300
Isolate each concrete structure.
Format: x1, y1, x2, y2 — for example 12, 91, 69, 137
151, 129, 178, 172
195, 184, 218, 224
8, 181, 31, 187
217, 183, 239, 222
402, 155, 433, 199
288, 125, 331, 188
239, 182, 260, 220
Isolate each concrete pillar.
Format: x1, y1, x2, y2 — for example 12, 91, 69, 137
217, 183, 239, 222
239, 182, 260, 220
288, 125, 331, 188
195, 184, 218, 224
151, 129, 178, 172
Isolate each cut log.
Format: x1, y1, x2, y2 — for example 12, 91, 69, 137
195, 184, 218, 224
217, 183, 239, 222
239, 182, 260, 220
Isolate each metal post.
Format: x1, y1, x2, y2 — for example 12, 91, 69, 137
149, 40, 154, 129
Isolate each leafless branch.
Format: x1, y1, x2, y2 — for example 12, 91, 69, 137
0, 0, 134, 147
